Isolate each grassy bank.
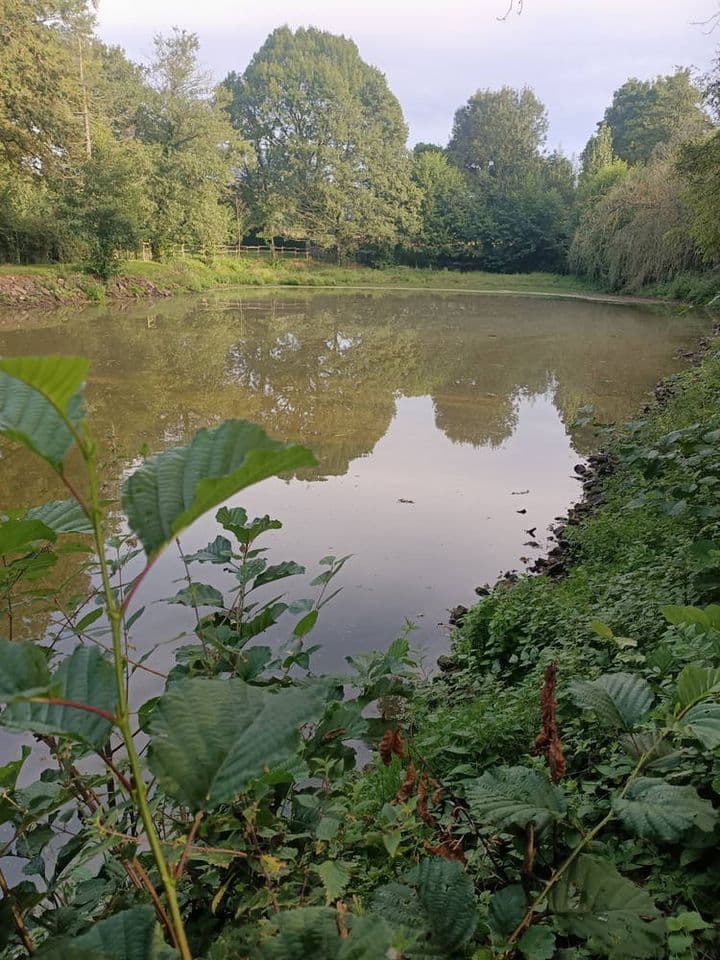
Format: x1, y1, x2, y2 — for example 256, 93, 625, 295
0, 257, 625, 307
2, 256, 720, 308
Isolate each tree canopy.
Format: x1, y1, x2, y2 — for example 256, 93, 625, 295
222, 26, 419, 257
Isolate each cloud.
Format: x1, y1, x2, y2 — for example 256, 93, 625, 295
96, 0, 718, 155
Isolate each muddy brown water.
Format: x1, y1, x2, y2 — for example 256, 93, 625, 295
0, 289, 711, 706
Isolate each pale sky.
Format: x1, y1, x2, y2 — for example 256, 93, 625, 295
96, 0, 719, 158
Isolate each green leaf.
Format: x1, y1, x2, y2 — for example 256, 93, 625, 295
0, 356, 90, 414
569, 673, 654, 731
663, 604, 720, 632
675, 664, 720, 707
294, 609, 319, 638
148, 677, 326, 811
613, 777, 717, 841
382, 830, 402, 858
518, 925, 556, 960
417, 856, 479, 951
489, 884, 526, 940
26, 499, 92, 534
36, 905, 174, 960
590, 620, 614, 640
466, 766, 567, 832
0, 638, 50, 700
4, 646, 116, 747
679, 701, 720, 749
253, 560, 305, 589
0, 358, 86, 469
315, 860, 351, 903
122, 420, 315, 557
168, 583, 225, 608
216, 507, 282, 544
0, 519, 56, 554
184, 536, 233, 564
550, 855, 664, 959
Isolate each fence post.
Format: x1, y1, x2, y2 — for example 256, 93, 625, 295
142, 241, 151, 262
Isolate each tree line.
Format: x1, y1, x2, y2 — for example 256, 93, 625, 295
1, 1, 718, 289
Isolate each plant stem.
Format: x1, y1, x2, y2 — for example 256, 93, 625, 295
84, 441, 192, 960
0, 863, 34, 954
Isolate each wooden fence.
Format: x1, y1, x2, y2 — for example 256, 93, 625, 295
115, 242, 311, 262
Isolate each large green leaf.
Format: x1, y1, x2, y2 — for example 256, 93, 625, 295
466, 766, 567, 832
488, 884, 527, 940
4, 646, 116, 747
0, 357, 90, 414
675, 664, 720, 708
416, 856, 479, 951
0, 357, 87, 470
167, 583, 225, 607
679, 701, 720, 749
550, 855, 665, 959
0, 638, 50, 700
0, 518, 56, 554
613, 777, 717, 841
569, 673, 654, 731
663, 604, 720, 632
148, 677, 326, 811
36, 905, 175, 960
518, 926, 556, 960
25, 499, 92, 534
122, 420, 316, 558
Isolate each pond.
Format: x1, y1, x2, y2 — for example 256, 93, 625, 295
0, 289, 710, 683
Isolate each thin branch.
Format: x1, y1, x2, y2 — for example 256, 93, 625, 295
498, 0, 523, 20
96, 750, 134, 794
120, 554, 158, 615
175, 811, 203, 880
0, 863, 35, 954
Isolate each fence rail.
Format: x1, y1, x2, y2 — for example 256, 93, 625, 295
115, 242, 312, 262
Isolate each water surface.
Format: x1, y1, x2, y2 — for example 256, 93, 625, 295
0, 290, 709, 675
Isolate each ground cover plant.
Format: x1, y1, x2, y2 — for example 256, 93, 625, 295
0, 348, 720, 959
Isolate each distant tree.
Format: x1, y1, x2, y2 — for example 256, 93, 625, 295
603, 71, 710, 165
413, 142, 445, 157
678, 129, 720, 264
580, 122, 616, 177
447, 86, 548, 183
222, 27, 419, 258
407, 149, 472, 263
137, 29, 244, 256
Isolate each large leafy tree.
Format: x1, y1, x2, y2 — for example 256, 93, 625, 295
222, 26, 419, 258
136, 29, 244, 256
602, 71, 711, 165
447, 86, 548, 183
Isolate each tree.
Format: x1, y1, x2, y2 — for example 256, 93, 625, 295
136, 29, 244, 256
222, 26, 419, 258
406, 149, 474, 264
602, 71, 711, 165
580, 122, 616, 178
447, 86, 548, 183
678, 130, 720, 265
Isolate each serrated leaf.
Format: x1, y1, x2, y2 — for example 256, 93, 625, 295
370, 882, 425, 928
550, 855, 664, 959
0, 519, 56, 554
36, 905, 174, 960
613, 777, 717, 841
257, 907, 339, 959
122, 420, 316, 558
148, 677, 326, 811
680, 701, 720, 749
183, 535, 233, 564
4, 646, 116, 747
315, 860, 351, 903
0, 638, 50, 700
25, 499, 92, 534
0, 358, 86, 469
675, 665, 720, 708
0, 356, 89, 414
168, 583, 225, 608
518, 925, 556, 960
217, 507, 282, 544
489, 884, 526, 940
253, 560, 305, 589
569, 673, 654, 731
466, 766, 567, 832
417, 856, 479, 951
